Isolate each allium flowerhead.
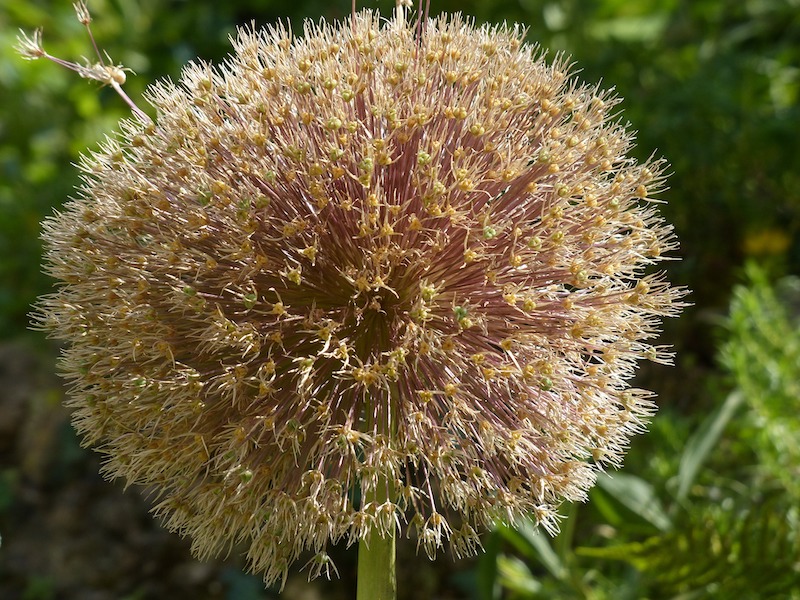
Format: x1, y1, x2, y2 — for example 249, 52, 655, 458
36, 9, 685, 586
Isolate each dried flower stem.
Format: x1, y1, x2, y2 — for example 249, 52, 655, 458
15, 2, 151, 124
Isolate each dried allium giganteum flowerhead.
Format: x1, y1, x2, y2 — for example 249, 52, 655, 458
37, 9, 685, 585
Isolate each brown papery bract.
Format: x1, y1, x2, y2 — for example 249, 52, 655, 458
35, 9, 686, 587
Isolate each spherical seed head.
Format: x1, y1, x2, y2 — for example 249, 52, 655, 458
35, 10, 686, 585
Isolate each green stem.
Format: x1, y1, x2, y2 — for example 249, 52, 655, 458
356, 484, 396, 600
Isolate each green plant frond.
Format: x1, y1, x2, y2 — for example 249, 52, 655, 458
578, 496, 800, 599
721, 264, 800, 496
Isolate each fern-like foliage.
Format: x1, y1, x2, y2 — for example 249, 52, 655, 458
579, 494, 800, 598
721, 264, 800, 495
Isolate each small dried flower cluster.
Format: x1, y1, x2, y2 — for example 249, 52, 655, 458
35, 8, 684, 586
16, 2, 149, 122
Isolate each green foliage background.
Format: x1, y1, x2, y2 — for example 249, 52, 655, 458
1, 0, 799, 598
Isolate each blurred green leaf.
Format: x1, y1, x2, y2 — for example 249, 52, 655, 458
595, 473, 672, 532
0, 469, 18, 512
675, 390, 745, 502
496, 521, 567, 581
496, 555, 542, 597
587, 15, 668, 42
22, 576, 56, 600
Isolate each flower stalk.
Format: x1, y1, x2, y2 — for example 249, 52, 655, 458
357, 480, 397, 600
